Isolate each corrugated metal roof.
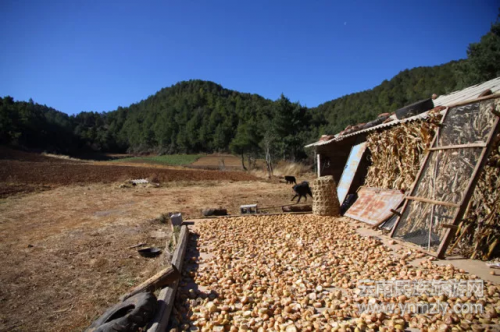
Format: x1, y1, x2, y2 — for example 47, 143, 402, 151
305, 77, 500, 148
433, 77, 500, 107
305, 111, 433, 147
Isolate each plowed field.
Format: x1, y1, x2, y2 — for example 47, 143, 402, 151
0, 147, 257, 198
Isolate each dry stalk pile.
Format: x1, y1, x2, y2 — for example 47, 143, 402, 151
364, 99, 500, 259
452, 133, 500, 259
364, 114, 442, 191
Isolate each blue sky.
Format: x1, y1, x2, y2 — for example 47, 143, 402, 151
0, 1, 498, 114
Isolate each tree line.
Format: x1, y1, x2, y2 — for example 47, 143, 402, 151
1, 21, 499, 167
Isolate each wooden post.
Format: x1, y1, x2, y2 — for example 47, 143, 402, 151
405, 196, 460, 208
147, 225, 189, 332
317, 153, 321, 177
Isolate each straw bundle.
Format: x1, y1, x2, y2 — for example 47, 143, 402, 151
311, 176, 340, 216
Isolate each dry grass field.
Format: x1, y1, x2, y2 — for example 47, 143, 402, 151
0, 147, 301, 332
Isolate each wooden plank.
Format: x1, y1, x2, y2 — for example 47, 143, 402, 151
440, 224, 459, 230
121, 266, 180, 301
282, 205, 312, 212
147, 282, 178, 332
147, 225, 189, 332
405, 196, 460, 208
436, 105, 500, 258
427, 143, 487, 151
172, 225, 189, 269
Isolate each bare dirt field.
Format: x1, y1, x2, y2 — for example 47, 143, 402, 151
189, 154, 266, 171
191, 155, 243, 167
0, 147, 257, 198
0, 147, 297, 332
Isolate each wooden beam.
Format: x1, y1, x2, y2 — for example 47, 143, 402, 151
405, 196, 460, 208
148, 284, 177, 332
427, 143, 487, 151
147, 225, 189, 332
199, 211, 313, 219
282, 205, 312, 213
440, 224, 458, 230
172, 225, 189, 269
121, 265, 180, 301
390, 209, 402, 217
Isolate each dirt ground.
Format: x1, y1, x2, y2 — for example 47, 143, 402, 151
191, 155, 242, 167
0, 177, 296, 331
0, 147, 258, 198
189, 154, 266, 171
0, 147, 311, 331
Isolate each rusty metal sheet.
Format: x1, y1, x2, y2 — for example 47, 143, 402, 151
337, 142, 367, 204
344, 187, 405, 225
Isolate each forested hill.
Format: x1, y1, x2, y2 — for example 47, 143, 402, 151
1, 21, 499, 160
311, 61, 463, 135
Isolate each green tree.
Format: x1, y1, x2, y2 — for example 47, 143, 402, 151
461, 21, 500, 87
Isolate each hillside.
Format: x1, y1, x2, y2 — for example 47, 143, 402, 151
1, 21, 499, 161
310, 61, 463, 135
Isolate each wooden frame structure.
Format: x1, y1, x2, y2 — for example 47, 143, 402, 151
390, 94, 500, 258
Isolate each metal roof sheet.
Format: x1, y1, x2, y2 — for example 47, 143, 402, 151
433, 77, 500, 107
305, 77, 500, 148
305, 111, 433, 147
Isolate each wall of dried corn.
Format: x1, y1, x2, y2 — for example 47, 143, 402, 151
364, 115, 500, 259
364, 114, 442, 191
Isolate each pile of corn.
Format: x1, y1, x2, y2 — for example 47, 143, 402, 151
364, 114, 442, 192
171, 215, 500, 331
